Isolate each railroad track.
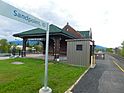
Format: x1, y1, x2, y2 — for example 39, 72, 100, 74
111, 54, 124, 63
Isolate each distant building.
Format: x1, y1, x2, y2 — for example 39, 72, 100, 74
113, 47, 121, 54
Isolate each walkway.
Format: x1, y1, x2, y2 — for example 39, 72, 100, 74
26, 53, 67, 61
72, 54, 124, 93
0, 57, 9, 60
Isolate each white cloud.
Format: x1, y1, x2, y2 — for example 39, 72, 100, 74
0, 0, 124, 47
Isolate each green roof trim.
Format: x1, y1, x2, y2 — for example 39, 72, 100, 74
78, 31, 92, 39
13, 24, 78, 39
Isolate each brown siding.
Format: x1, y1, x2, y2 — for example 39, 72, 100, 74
63, 24, 83, 39
67, 40, 91, 67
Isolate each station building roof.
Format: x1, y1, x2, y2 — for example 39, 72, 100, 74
78, 31, 92, 39
13, 23, 92, 40
13, 24, 81, 39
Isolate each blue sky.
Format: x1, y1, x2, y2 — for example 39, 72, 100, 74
0, 0, 124, 48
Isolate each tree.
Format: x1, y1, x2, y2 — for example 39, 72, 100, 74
121, 41, 124, 56
0, 39, 10, 53
121, 41, 124, 48
121, 49, 124, 56
106, 48, 113, 53
34, 45, 43, 53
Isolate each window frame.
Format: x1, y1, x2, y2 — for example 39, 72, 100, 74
76, 44, 83, 51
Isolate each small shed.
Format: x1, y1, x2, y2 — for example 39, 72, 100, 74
66, 39, 95, 67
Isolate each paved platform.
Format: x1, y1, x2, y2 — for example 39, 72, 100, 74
26, 54, 67, 61
72, 54, 124, 93
0, 54, 67, 61
0, 57, 10, 60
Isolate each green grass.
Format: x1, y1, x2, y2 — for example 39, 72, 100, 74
0, 58, 87, 93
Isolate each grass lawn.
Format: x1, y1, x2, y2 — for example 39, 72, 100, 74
0, 58, 87, 93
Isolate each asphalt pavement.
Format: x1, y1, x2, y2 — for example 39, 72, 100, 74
71, 54, 124, 93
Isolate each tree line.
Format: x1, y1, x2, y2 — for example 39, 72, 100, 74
106, 41, 124, 57
0, 39, 43, 53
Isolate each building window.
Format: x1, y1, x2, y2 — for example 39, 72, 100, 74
76, 45, 83, 51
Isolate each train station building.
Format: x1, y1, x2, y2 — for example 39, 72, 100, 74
13, 23, 93, 61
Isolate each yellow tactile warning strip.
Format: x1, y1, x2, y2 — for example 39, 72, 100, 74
113, 61, 124, 73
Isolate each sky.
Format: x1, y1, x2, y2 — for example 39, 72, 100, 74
0, 0, 124, 48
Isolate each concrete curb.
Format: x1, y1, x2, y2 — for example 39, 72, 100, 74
65, 67, 91, 93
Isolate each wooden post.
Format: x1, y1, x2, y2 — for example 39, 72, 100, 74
53, 37, 61, 60
42, 41, 46, 55
22, 38, 27, 57
92, 41, 95, 64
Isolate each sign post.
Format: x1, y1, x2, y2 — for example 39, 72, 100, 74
39, 23, 52, 93
0, 0, 52, 93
